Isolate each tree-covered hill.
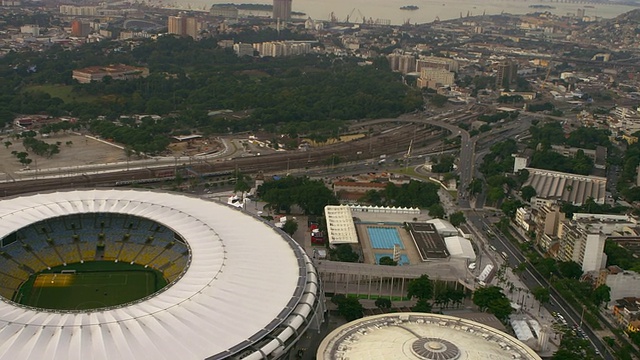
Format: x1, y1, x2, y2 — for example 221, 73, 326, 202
0, 35, 423, 135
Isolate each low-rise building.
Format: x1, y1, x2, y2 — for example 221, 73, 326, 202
613, 297, 640, 332
515, 207, 534, 232
523, 167, 607, 206
72, 64, 149, 83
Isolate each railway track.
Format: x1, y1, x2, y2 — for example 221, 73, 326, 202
0, 122, 452, 197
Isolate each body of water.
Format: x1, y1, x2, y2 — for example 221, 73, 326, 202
173, 0, 639, 25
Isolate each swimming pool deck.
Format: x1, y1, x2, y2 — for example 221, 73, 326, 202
357, 224, 423, 265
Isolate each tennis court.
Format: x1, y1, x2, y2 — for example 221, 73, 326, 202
375, 253, 410, 265
367, 227, 404, 250
23, 271, 155, 310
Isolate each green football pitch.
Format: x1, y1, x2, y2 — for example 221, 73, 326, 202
15, 262, 167, 311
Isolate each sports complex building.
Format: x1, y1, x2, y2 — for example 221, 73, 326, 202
0, 189, 324, 360
320, 205, 476, 298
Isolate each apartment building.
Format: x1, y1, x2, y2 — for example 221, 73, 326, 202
167, 16, 201, 38
416, 56, 459, 73
387, 53, 416, 75
558, 214, 636, 272
59, 5, 97, 16
233, 43, 254, 57
254, 41, 312, 57
417, 68, 455, 89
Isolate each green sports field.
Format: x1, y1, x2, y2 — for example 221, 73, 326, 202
15, 262, 167, 311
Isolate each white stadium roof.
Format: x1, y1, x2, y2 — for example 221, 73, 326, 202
0, 189, 321, 360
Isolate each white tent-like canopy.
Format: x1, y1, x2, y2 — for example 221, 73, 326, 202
349, 205, 420, 214
427, 219, 458, 236
444, 236, 476, 261
0, 189, 322, 360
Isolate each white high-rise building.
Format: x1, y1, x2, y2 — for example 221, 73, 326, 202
558, 214, 637, 272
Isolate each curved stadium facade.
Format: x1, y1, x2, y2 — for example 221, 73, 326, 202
0, 189, 324, 360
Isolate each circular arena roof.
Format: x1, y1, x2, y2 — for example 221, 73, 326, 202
0, 189, 320, 360
317, 313, 542, 360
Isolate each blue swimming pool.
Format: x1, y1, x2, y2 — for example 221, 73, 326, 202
375, 253, 410, 265
367, 227, 404, 250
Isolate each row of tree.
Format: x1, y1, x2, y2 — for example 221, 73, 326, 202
257, 176, 338, 215
356, 180, 440, 209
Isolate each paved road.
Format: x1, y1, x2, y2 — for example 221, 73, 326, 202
470, 115, 533, 208
467, 212, 613, 359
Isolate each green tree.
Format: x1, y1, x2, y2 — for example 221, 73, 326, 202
449, 211, 466, 227
375, 297, 392, 309
468, 178, 483, 196
282, 219, 298, 236
334, 296, 364, 321
473, 286, 513, 320
487, 186, 505, 203
378, 256, 397, 266
412, 298, 433, 313
516, 169, 529, 185
501, 199, 523, 219
514, 262, 527, 275
330, 244, 359, 262
605, 240, 639, 270
428, 203, 445, 219
407, 275, 433, 300
557, 261, 583, 279
429, 94, 448, 108
3, 141, 11, 149
533, 257, 557, 279
432, 155, 455, 173
521, 185, 537, 202
591, 285, 611, 307
532, 286, 550, 309
552, 328, 599, 359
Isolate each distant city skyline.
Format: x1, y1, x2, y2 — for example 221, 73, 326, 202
194, 0, 638, 25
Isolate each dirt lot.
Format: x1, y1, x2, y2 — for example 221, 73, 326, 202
0, 133, 127, 176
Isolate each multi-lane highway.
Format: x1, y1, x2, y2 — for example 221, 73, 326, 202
467, 211, 613, 359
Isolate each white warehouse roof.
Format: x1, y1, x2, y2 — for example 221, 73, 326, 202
427, 218, 458, 235
324, 205, 358, 245
0, 189, 321, 360
444, 236, 476, 261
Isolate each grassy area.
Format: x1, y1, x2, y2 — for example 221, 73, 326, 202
447, 190, 458, 200
391, 167, 432, 182
15, 261, 167, 310
353, 294, 410, 301
24, 84, 97, 103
